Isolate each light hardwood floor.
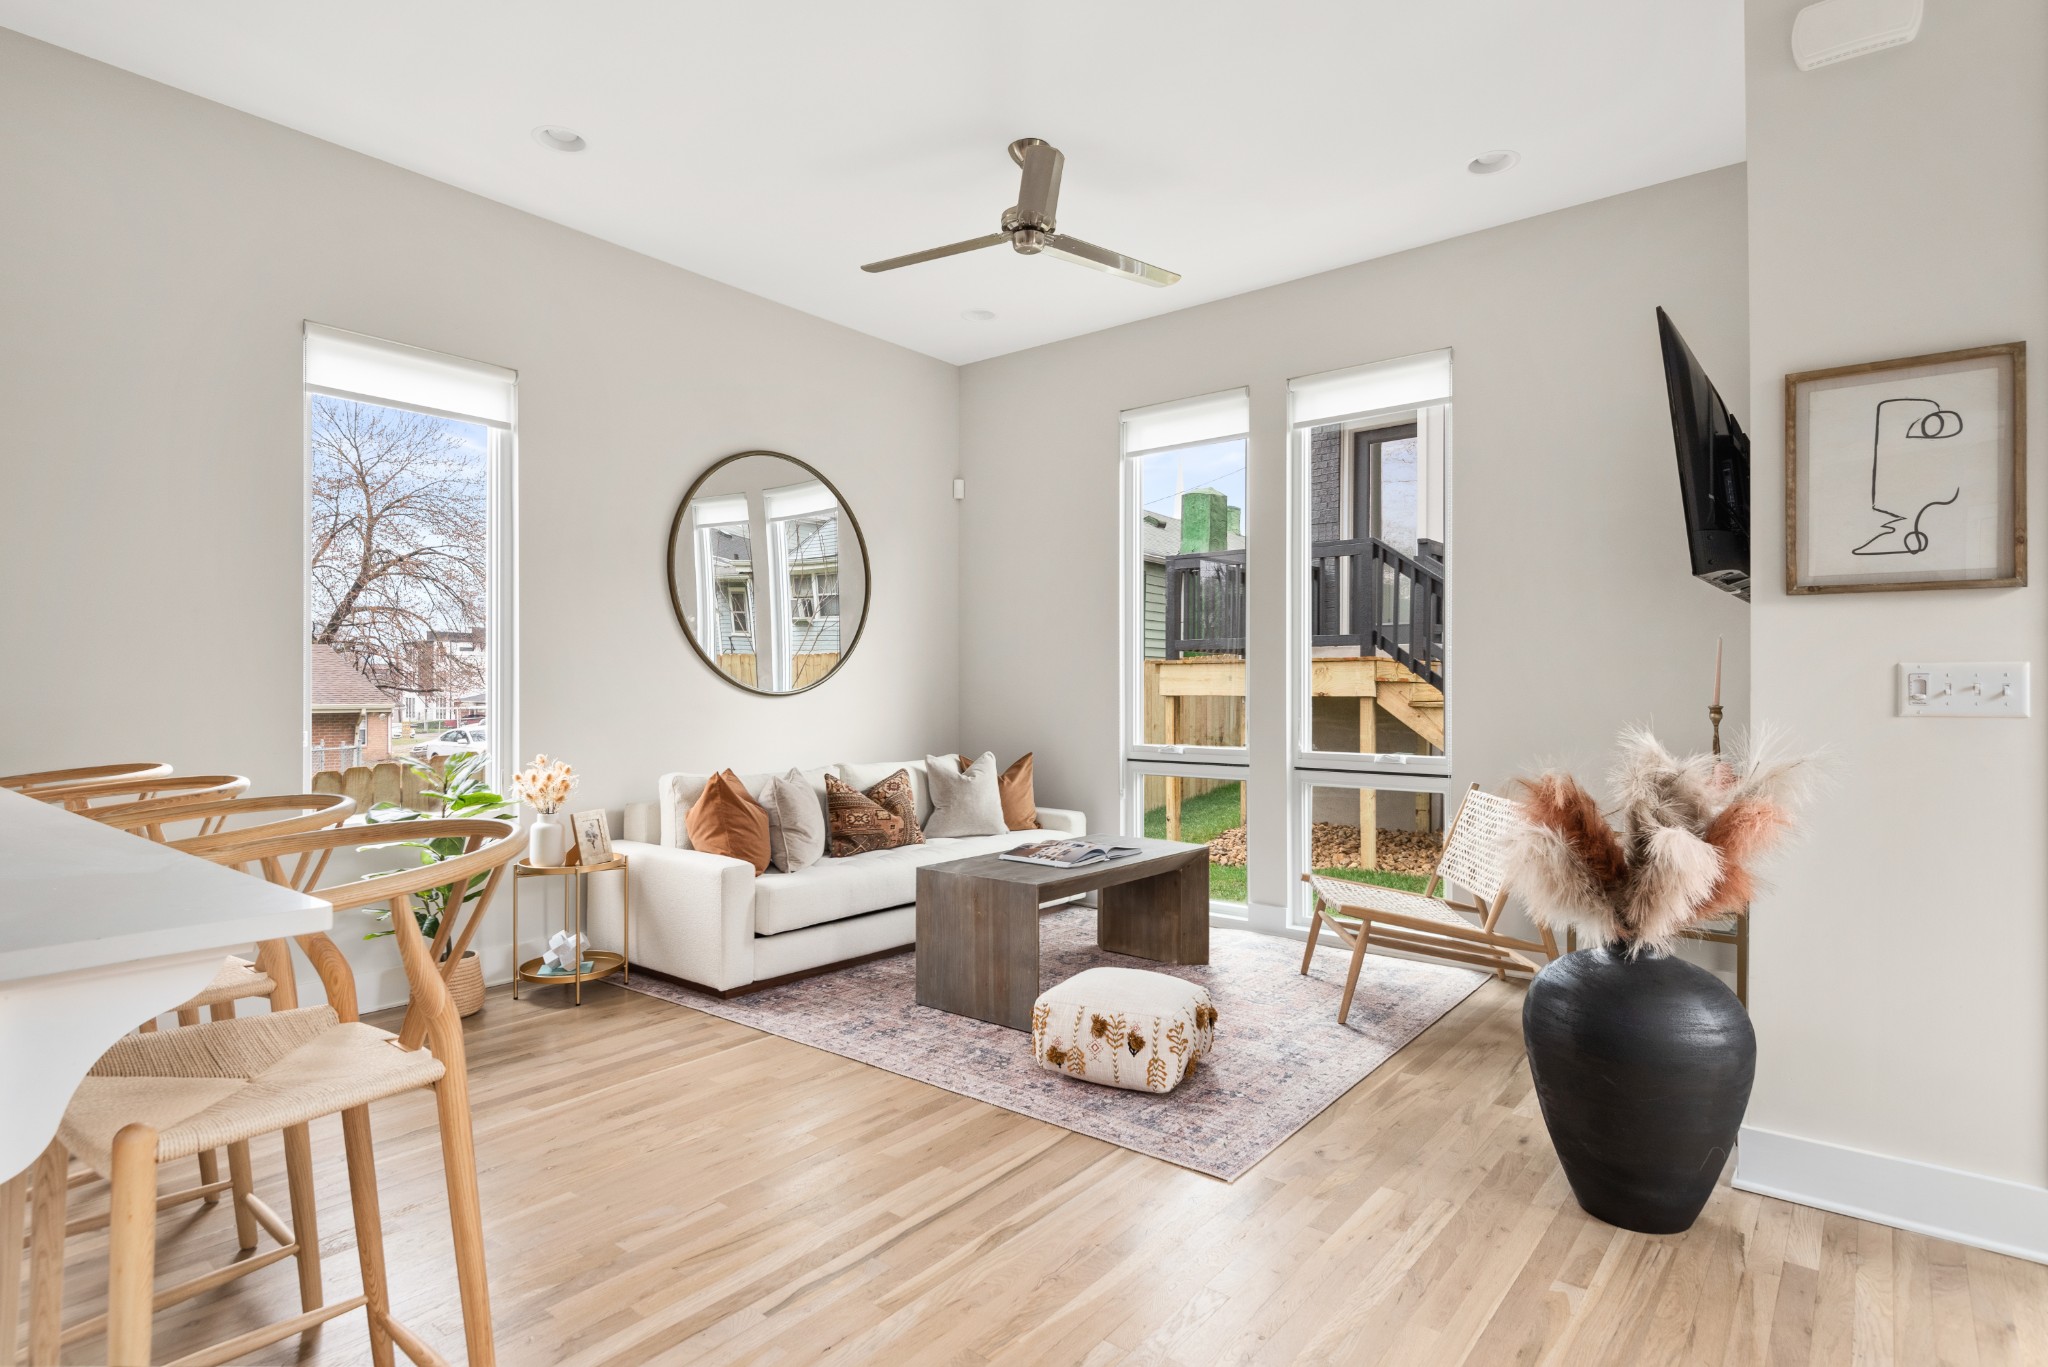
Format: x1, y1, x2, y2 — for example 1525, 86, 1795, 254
45, 979, 2048, 1365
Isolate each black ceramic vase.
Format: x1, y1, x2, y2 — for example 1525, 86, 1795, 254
1522, 943, 1756, 1235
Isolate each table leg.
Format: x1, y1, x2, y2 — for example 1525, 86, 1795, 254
512, 872, 520, 1001
0, 1165, 24, 1367
1099, 853, 1210, 965
573, 874, 585, 1006
915, 868, 1042, 1030
623, 864, 631, 985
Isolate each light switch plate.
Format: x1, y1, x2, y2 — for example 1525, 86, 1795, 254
1897, 662, 2030, 717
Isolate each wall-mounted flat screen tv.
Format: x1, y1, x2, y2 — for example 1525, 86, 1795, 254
1656, 306, 1750, 600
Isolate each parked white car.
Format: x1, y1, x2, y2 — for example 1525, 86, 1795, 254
413, 725, 487, 760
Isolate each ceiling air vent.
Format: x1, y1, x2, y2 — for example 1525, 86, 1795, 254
1791, 0, 1922, 71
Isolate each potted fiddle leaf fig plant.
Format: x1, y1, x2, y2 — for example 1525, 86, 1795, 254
1508, 727, 1814, 1234
364, 750, 511, 1017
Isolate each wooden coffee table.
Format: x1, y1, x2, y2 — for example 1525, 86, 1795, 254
915, 837, 1211, 1030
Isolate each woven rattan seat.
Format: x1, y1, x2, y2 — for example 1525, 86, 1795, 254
61, 1008, 445, 1174
1305, 875, 1480, 930
1300, 784, 1560, 1023
178, 955, 277, 1010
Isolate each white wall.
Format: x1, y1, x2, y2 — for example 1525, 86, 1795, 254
958, 166, 1753, 930
0, 30, 960, 1008
1739, 0, 2048, 1258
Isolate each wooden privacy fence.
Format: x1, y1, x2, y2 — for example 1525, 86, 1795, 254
718, 652, 841, 689
310, 756, 447, 813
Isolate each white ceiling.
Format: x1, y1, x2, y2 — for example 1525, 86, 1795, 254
0, 1, 1744, 365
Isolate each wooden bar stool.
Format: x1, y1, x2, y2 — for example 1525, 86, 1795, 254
42, 796, 361, 1301
28, 818, 518, 1367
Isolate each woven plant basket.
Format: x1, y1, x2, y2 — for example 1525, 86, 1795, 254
447, 950, 485, 1018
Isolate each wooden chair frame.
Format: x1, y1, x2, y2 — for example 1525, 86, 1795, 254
41, 775, 250, 819
1300, 783, 1561, 1023
26, 818, 518, 1367
0, 762, 172, 795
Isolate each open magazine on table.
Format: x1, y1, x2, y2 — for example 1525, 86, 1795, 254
999, 839, 1145, 869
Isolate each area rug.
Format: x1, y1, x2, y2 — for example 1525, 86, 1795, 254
620, 908, 1485, 1181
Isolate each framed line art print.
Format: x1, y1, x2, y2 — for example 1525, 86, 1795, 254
1786, 342, 2025, 594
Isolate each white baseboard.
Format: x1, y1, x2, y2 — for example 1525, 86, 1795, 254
1735, 1125, 2048, 1265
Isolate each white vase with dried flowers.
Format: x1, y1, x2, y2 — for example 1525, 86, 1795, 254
511, 754, 578, 867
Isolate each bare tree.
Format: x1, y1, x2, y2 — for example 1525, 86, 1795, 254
309, 396, 487, 697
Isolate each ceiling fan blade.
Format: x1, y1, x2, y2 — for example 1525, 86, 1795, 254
861, 233, 1010, 274
1041, 233, 1179, 287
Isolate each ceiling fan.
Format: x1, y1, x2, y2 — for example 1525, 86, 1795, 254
861, 138, 1179, 287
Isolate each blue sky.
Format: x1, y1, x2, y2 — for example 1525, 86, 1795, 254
1138, 437, 1249, 535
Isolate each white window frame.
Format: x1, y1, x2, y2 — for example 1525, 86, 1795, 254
1121, 758, 1255, 920
301, 326, 518, 793
1121, 421, 1253, 767
1286, 769, 1452, 931
1288, 397, 1453, 782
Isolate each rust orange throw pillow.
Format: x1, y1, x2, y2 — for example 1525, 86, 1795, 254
960, 752, 1040, 830
825, 769, 924, 857
684, 769, 771, 873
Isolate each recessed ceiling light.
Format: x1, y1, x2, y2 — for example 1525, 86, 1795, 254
532, 126, 587, 153
962, 308, 996, 322
1467, 149, 1520, 175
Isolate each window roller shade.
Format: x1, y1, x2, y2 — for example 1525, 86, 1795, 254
1122, 388, 1251, 455
304, 323, 517, 429
1290, 350, 1451, 428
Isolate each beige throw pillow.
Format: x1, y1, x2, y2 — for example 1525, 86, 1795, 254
924, 752, 1007, 837
756, 769, 826, 873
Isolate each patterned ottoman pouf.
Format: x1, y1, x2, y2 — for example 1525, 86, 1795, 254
1031, 966, 1216, 1093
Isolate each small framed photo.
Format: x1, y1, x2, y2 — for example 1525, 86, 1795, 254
570, 809, 613, 866
1787, 342, 2026, 594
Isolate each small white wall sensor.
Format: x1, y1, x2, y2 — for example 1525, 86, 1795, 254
1792, 0, 1922, 71
953, 478, 965, 501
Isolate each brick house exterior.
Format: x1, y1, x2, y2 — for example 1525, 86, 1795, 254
310, 643, 395, 771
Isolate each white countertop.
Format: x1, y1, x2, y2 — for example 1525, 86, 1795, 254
0, 787, 332, 978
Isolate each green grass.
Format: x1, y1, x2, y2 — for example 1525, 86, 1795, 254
1143, 784, 1430, 902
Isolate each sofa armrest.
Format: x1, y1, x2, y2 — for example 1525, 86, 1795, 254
1035, 807, 1087, 836
585, 839, 756, 992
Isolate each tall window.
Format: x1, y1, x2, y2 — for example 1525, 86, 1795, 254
1122, 389, 1251, 909
1289, 351, 1451, 925
303, 325, 515, 786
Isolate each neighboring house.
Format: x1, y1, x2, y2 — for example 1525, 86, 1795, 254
708, 518, 842, 660
1141, 493, 1245, 659
398, 627, 486, 726
310, 642, 396, 771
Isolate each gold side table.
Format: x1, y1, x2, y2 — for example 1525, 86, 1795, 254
512, 855, 629, 1005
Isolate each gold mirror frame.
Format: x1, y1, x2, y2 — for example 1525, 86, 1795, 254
665, 450, 873, 696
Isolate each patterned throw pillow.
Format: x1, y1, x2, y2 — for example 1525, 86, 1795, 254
824, 769, 925, 857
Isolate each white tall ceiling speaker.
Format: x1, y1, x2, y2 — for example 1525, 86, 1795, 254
1791, 0, 1923, 70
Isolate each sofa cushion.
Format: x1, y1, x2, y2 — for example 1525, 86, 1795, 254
662, 767, 829, 849
753, 828, 1048, 936
924, 752, 1007, 838
836, 759, 933, 826
825, 770, 923, 857
684, 770, 771, 874
756, 769, 826, 873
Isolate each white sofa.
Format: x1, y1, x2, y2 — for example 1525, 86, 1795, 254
585, 758, 1085, 994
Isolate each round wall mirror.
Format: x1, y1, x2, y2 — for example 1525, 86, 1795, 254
666, 451, 871, 695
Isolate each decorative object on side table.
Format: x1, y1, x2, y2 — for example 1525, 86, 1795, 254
1508, 727, 1814, 1234
511, 753, 578, 866
512, 852, 629, 1005
1786, 341, 2024, 594
570, 807, 613, 866
363, 749, 511, 1017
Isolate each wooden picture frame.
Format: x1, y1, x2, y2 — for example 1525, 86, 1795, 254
1786, 342, 2025, 594
570, 808, 613, 866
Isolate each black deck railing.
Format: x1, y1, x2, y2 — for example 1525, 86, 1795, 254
1164, 538, 1444, 688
